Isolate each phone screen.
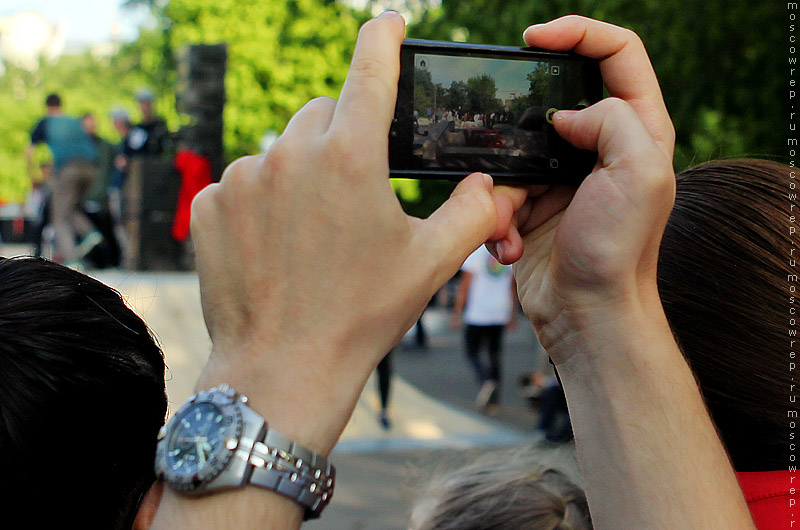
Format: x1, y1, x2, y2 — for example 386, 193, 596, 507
390, 40, 602, 184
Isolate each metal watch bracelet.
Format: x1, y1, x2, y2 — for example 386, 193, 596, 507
156, 384, 335, 520
247, 418, 336, 520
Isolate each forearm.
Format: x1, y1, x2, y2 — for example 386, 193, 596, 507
152, 487, 303, 529
548, 289, 755, 529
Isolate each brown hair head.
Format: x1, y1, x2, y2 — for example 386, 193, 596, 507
658, 158, 795, 471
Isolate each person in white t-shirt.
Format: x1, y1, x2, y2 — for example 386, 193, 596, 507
451, 245, 517, 412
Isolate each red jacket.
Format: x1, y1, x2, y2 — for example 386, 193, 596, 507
173, 149, 212, 242
737, 470, 799, 528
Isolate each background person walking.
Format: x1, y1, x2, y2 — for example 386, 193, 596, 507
451, 245, 516, 413
26, 93, 101, 266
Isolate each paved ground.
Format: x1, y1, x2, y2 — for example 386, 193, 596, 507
1, 244, 579, 529
314, 307, 576, 530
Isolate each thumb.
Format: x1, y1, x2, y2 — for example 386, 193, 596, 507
553, 97, 674, 211
553, 98, 670, 183
419, 172, 498, 283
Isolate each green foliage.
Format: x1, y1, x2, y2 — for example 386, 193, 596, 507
161, 0, 368, 158
398, 178, 456, 219
414, 68, 502, 116
0, 80, 41, 202
444, 80, 468, 112
526, 65, 548, 107
465, 74, 501, 114
391, 178, 422, 202
414, 66, 436, 112
497, 65, 549, 122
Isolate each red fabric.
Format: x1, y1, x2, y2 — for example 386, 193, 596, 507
737, 470, 799, 528
172, 149, 212, 242
12, 216, 25, 236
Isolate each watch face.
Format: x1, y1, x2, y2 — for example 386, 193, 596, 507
167, 403, 226, 474
159, 399, 241, 491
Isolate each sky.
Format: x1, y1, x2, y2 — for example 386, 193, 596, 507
417, 53, 547, 101
0, 0, 437, 47
1, 0, 152, 46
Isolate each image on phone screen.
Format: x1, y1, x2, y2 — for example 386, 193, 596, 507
390, 41, 602, 184
413, 54, 588, 173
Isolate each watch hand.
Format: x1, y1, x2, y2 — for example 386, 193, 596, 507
179, 436, 208, 443
196, 441, 207, 467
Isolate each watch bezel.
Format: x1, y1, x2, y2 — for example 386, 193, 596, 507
156, 389, 244, 493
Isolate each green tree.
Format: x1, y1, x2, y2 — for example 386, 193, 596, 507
445, 80, 468, 112
502, 63, 549, 120
507, 93, 532, 122
414, 66, 435, 112
160, 0, 368, 158
466, 74, 500, 114
435, 83, 447, 110
526, 63, 548, 107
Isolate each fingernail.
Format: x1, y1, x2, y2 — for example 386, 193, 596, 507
485, 241, 497, 258
496, 240, 507, 263
482, 173, 493, 191
554, 110, 578, 121
523, 24, 545, 38
378, 10, 399, 18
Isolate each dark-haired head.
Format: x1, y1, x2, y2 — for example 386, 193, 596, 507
0, 257, 167, 527
659, 158, 794, 471
45, 93, 61, 108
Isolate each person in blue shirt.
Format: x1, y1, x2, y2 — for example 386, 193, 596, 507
26, 93, 103, 266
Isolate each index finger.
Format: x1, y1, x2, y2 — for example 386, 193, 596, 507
330, 11, 406, 136
523, 16, 675, 158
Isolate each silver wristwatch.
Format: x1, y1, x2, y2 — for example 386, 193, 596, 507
155, 384, 335, 520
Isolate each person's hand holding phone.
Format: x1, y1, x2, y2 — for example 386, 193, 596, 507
490, 16, 755, 530
154, 12, 528, 528
188, 11, 523, 463
490, 16, 676, 363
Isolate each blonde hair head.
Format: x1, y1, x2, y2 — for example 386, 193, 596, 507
409, 446, 591, 530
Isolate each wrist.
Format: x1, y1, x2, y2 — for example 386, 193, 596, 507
195, 341, 368, 457
545, 296, 752, 530
155, 381, 336, 528
535, 279, 670, 367
154, 467, 305, 530
195, 363, 335, 457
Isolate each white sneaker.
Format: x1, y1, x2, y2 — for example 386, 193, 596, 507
75, 231, 104, 258
475, 380, 497, 410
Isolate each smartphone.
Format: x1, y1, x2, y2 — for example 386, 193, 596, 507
389, 39, 603, 185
